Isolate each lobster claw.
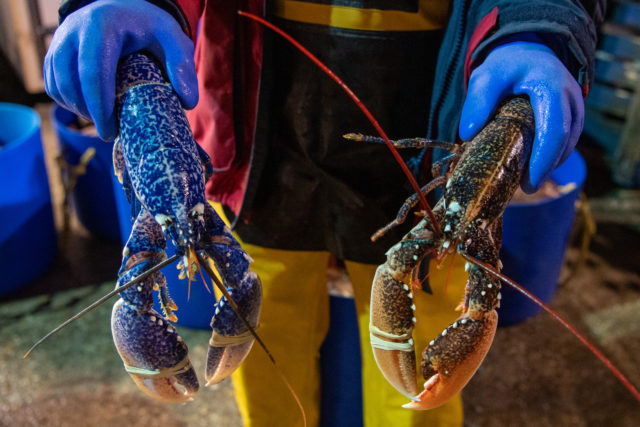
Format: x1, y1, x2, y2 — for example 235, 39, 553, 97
369, 236, 438, 399
193, 203, 263, 385
205, 271, 262, 385
370, 236, 499, 409
403, 311, 498, 410
370, 264, 419, 399
111, 252, 199, 403
111, 299, 199, 402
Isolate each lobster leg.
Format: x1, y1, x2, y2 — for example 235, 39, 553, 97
372, 176, 447, 241
199, 204, 262, 385
406, 221, 502, 410
111, 209, 199, 402
345, 134, 458, 152
431, 153, 459, 177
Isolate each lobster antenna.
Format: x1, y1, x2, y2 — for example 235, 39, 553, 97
23, 253, 181, 359
237, 10, 441, 236
193, 252, 268, 361
193, 251, 307, 427
460, 252, 640, 403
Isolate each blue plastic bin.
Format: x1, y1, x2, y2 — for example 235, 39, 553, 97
0, 103, 57, 296
51, 105, 120, 240
498, 151, 586, 326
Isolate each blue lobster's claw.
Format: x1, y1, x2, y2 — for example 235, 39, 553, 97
195, 203, 263, 385
112, 298, 199, 402
205, 271, 262, 385
111, 211, 199, 404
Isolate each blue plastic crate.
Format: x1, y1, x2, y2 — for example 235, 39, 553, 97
498, 151, 586, 326
0, 103, 57, 296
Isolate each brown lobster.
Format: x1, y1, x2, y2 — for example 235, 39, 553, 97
365, 96, 533, 409
236, 10, 640, 411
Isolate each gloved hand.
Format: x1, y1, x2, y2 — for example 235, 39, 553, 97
44, 0, 198, 141
459, 41, 584, 193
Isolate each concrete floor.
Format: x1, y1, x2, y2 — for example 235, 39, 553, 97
1, 103, 639, 426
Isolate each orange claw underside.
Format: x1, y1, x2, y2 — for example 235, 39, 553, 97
403, 311, 498, 410
130, 374, 196, 403
371, 346, 419, 398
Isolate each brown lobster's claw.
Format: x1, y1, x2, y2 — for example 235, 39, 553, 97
370, 339, 418, 399
369, 264, 420, 399
403, 310, 498, 410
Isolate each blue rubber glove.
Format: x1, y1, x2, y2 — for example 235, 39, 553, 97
44, 0, 198, 141
459, 41, 584, 193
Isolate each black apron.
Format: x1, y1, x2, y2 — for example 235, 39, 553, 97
232, 3, 446, 264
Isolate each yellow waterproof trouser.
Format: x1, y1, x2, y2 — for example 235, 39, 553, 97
211, 203, 464, 427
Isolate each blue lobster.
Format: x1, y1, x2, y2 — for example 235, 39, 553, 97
110, 53, 262, 402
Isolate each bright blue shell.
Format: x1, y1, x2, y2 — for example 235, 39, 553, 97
115, 53, 206, 243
